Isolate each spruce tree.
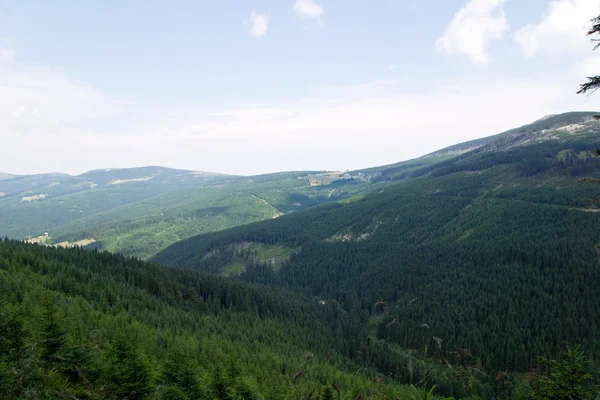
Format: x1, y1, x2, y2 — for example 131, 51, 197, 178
160, 345, 202, 399
106, 335, 154, 400
39, 299, 66, 367
533, 346, 597, 400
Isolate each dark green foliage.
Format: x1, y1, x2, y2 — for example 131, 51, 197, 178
532, 346, 598, 400
0, 306, 25, 362
0, 303, 25, 393
39, 300, 66, 366
0, 239, 427, 399
158, 385, 189, 400
233, 377, 256, 400
210, 364, 233, 400
322, 386, 335, 400
105, 335, 154, 400
153, 115, 600, 389
160, 345, 202, 399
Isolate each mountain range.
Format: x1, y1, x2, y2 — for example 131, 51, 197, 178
2, 111, 600, 398
151, 110, 600, 373
4, 112, 596, 260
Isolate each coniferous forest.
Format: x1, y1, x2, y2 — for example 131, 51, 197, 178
0, 240, 434, 399
3, 114, 600, 399
5, 0, 600, 397
2, 239, 598, 399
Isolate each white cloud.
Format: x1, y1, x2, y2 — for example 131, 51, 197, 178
0, 45, 127, 174
1, 27, 599, 177
293, 0, 323, 22
436, 0, 509, 64
515, 0, 599, 57
0, 64, 126, 134
12, 75, 595, 176
245, 10, 270, 38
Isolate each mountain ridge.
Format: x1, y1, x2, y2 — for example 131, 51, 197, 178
152, 111, 600, 377
3, 111, 600, 398
3, 111, 598, 183
2, 111, 599, 261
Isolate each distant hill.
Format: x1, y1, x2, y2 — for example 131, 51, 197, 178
3, 111, 600, 262
0, 171, 16, 180
153, 111, 600, 376
0, 166, 378, 259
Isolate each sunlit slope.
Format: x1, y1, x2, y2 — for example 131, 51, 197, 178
0, 167, 378, 259
0, 166, 223, 239
53, 173, 377, 258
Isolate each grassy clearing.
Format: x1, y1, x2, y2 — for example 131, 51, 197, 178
55, 238, 96, 248
250, 243, 293, 270
220, 261, 247, 277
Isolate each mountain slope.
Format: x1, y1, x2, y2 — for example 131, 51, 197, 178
0, 239, 456, 399
0, 167, 376, 258
153, 112, 600, 375
7, 112, 596, 260
0, 166, 225, 241
0, 171, 15, 180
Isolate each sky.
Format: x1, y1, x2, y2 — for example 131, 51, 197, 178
2, 0, 600, 176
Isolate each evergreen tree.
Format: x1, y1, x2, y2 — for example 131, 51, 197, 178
210, 364, 232, 400
0, 308, 25, 363
234, 378, 256, 400
533, 346, 597, 400
578, 14, 600, 94
158, 385, 189, 400
106, 335, 154, 400
321, 387, 335, 400
160, 345, 202, 399
39, 299, 66, 367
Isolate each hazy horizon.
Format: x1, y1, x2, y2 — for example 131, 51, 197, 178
2, 0, 600, 176
2, 109, 599, 177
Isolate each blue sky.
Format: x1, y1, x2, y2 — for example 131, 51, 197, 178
1, 0, 600, 175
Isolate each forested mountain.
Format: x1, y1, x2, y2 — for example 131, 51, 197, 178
3, 112, 600, 398
153, 112, 600, 388
4, 113, 594, 261
0, 167, 376, 259
0, 239, 457, 399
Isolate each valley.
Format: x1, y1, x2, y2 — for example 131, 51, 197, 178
5, 2, 600, 398
152, 112, 600, 389
2, 112, 600, 398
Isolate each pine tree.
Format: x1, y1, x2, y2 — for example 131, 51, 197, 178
158, 385, 189, 400
210, 364, 232, 400
322, 387, 335, 400
0, 308, 25, 362
39, 299, 66, 367
234, 378, 256, 400
106, 335, 154, 400
533, 345, 597, 400
160, 345, 202, 399
0, 309, 24, 397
